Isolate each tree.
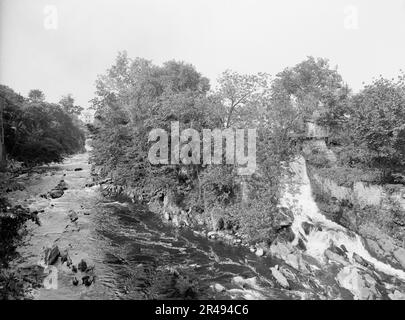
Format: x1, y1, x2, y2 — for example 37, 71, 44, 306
59, 94, 84, 115
215, 70, 271, 128
270, 57, 349, 131
28, 89, 45, 103
347, 75, 405, 174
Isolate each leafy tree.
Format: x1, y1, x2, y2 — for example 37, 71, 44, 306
59, 94, 84, 115
28, 89, 45, 103
347, 75, 405, 175
215, 70, 271, 128
270, 56, 349, 131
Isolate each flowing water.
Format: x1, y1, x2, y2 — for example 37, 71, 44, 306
11, 149, 405, 300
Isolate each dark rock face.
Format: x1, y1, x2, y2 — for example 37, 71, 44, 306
44, 245, 60, 265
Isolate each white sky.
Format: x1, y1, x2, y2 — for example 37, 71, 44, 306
1, 0, 405, 110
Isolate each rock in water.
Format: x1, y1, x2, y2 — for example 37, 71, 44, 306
325, 249, 349, 266
270, 266, 289, 289
352, 253, 371, 268
82, 275, 94, 286
57, 180, 68, 190
72, 277, 79, 286
301, 222, 314, 235
49, 189, 64, 199
78, 259, 87, 272
68, 210, 79, 222
212, 283, 226, 293
388, 290, 405, 300
60, 249, 69, 263
337, 266, 380, 300
44, 245, 60, 265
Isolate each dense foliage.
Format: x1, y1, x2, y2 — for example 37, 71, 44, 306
91, 52, 301, 241
91, 53, 405, 242
0, 86, 85, 166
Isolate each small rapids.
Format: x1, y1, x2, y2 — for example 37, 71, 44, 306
280, 156, 405, 298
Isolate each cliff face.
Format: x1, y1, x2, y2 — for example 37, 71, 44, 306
307, 161, 405, 271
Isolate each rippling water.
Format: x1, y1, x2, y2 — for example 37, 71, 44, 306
83, 197, 295, 300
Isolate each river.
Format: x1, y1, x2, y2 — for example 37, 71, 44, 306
7, 146, 405, 300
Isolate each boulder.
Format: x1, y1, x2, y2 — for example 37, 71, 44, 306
57, 180, 68, 190
211, 283, 226, 293
82, 275, 94, 286
60, 249, 70, 264
301, 222, 314, 235
388, 290, 405, 300
325, 249, 349, 266
270, 266, 289, 289
78, 259, 87, 272
68, 210, 79, 222
297, 238, 307, 251
74, 168, 83, 171
44, 245, 60, 265
337, 266, 381, 300
72, 277, 79, 286
49, 189, 64, 199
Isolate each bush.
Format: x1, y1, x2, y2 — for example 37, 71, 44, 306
306, 148, 332, 168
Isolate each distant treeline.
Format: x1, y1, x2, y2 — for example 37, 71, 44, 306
0, 85, 85, 167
